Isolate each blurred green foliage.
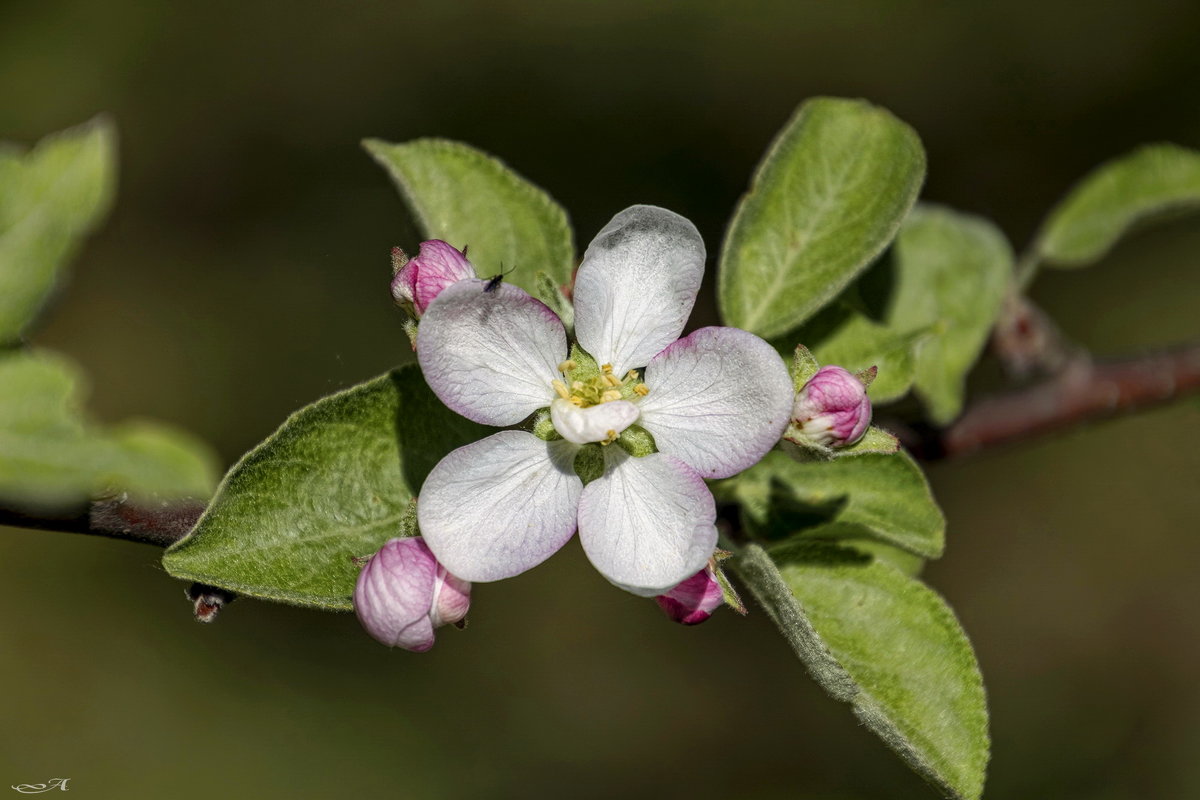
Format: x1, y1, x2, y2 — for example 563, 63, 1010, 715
2, 1, 1199, 798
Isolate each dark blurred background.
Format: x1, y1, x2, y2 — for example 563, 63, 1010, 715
2, 2, 1199, 798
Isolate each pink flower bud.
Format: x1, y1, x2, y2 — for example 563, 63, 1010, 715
389, 240, 476, 316
655, 566, 724, 625
791, 365, 872, 448
353, 537, 471, 651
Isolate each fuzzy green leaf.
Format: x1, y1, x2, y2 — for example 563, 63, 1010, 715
734, 449, 943, 558
162, 367, 487, 610
0, 118, 116, 343
718, 97, 925, 339
0, 350, 217, 508
888, 204, 1013, 423
364, 137, 574, 296
734, 543, 988, 800
1035, 143, 1200, 268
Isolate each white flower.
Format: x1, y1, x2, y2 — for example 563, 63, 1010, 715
414, 205, 793, 595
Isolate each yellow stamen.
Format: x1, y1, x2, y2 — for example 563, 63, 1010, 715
601, 363, 614, 374
551, 379, 571, 400
633, 383, 649, 396
557, 359, 576, 373
569, 396, 585, 407
624, 369, 639, 381
571, 380, 585, 391
603, 373, 622, 387
600, 389, 622, 403
600, 429, 618, 446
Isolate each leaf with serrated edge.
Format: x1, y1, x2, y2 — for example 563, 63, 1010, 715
0, 117, 116, 343
736, 450, 943, 558
162, 366, 487, 610
734, 543, 988, 800
888, 205, 1012, 424
364, 138, 574, 297
718, 97, 925, 339
1036, 143, 1200, 268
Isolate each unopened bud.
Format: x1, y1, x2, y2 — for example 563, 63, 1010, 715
655, 565, 723, 625
389, 240, 476, 316
353, 537, 471, 651
791, 365, 872, 448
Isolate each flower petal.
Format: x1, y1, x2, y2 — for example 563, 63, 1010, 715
549, 398, 640, 445
353, 537, 438, 650
638, 326, 793, 479
418, 431, 582, 582
573, 205, 705, 375
418, 279, 567, 425
577, 449, 717, 596
412, 240, 477, 314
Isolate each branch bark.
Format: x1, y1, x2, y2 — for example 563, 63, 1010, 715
901, 339, 1200, 460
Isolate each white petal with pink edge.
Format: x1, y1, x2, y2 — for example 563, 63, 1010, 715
417, 280, 567, 426
417, 431, 582, 582
573, 205, 705, 376
638, 326, 793, 479
577, 449, 717, 597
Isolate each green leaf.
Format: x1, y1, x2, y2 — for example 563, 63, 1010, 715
0, 349, 216, 507
102, 421, 219, 500
0, 117, 117, 343
807, 310, 918, 404
364, 137, 575, 296
834, 425, 900, 458
734, 543, 988, 800
162, 367, 488, 610
887, 204, 1013, 423
734, 450, 944, 558
718, 97, 926, 339
1035, 143, 1200, 268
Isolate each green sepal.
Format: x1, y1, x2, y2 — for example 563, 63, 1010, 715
533, 270, 574, 332
616, 424, 656, 458
782, 425, 900, 461
573, 444, 604, 485
790, 344, 820, 390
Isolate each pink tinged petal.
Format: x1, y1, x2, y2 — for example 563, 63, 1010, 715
793, 365, 872, 447
391, 260, 418, 307
573, 205, 706, 376
430, 566, 471, 627
577, 449, 718, 597
417, 280, 567, 426
656, 565, 724, 625
549, 398, 640, 445
638, 326, 794, 479
417, 431, 583, 582
411, 240, 477, 314
353, 537, 440, 651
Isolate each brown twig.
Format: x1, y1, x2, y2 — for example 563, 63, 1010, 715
0, 494, 205, 548
901, 340, 1200, 460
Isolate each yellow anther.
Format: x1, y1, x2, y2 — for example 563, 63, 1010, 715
601, 363, 614, 374
600, 389, 622, 403
551, 379, 571, 400
624, 369, 640, 382
633, 383, 649, 396
569, 396, 585, 407
603, 373, 622, 387
600, 429, 618, 446
571, 380, 585, 391
557, 359, 576, 373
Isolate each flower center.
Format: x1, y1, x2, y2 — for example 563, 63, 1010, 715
549, 361, 647, 446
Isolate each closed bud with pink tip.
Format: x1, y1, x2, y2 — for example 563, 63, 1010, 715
790, 365, 872, 448
353, 537, 471, 651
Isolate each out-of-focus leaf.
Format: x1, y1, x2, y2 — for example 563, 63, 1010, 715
887, 204, 1012, 423
162, 367, 487, 610
1035, 143, 1200, 268
0, 350, 215, 508
0, 117, 116, 343
718, 97, 925, 339
364, 137, 574, 296
733, 543, 989, 800
734, 450, 943, 558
